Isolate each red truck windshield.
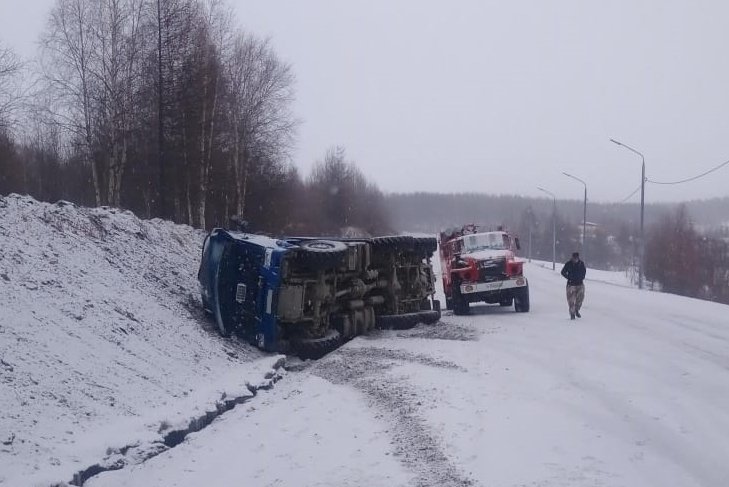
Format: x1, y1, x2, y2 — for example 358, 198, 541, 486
462, 232, 510, 253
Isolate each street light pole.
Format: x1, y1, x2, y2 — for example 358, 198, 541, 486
562, 172, 587, 260
526, 206, 534, 263
610, 138, 646, 290
537, 187, 557, 271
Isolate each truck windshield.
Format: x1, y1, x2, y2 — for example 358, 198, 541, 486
463, 233, 509, 253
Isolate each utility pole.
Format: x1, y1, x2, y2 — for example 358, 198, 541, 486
537, 187, 557, 270
562, 172, 587, 261
610, 138, 646, 289
528, 222, 533, 263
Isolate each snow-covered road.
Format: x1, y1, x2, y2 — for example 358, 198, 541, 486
88, 262, 729, 487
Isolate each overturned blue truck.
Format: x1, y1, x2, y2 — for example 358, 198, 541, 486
198, 230, 441, 358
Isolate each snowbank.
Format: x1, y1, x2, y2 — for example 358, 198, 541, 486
0, 195, 278, 486
530, 258, 636, 288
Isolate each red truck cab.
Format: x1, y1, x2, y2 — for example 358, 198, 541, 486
439, 225, 530, 315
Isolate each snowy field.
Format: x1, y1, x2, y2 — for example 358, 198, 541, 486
2, 200, 728, 487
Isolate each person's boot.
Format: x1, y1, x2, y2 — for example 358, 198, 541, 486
570, 312, 575, 320
575, 310, 581, 318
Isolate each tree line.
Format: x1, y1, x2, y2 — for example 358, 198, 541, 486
0, 0, 390, 236
645, 205, 729, 304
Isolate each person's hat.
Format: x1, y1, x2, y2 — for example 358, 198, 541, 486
572, 252, 580, 258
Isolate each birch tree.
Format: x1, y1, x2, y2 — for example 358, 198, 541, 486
0, 42, 22, 131
92, 0, 145, 207
191, 0, 232, 228
42, 0, 102, 204
223, 33, 295, 219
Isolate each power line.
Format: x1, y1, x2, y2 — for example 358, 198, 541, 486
620, 184, 642, 203
647, 157, 729, 185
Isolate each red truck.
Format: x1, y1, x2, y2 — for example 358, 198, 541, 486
439, 225, 529, 315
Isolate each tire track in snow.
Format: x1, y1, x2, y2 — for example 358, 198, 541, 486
312, 347, 477, 487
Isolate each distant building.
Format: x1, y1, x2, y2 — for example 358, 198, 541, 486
581, 221, 599, 240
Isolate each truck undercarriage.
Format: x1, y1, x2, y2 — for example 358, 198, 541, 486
199, 232, 440, 358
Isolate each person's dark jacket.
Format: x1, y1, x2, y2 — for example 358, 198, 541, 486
561, 260, 586, 286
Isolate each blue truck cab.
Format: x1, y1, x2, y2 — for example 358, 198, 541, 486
198, 229, 291, 352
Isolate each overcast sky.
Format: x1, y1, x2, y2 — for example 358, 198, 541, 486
2, 0, 729, 202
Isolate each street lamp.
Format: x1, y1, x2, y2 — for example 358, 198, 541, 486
537, 186, 557, 271
562, 172, 587, 260
610, 138, 646, 290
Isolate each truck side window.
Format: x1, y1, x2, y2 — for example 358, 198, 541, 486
451, 240, 462, 254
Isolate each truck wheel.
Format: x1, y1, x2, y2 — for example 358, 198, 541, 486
421, 309, 441, 325
412, 236, 438, 255
370, 235, 414, 252
445, 297, 453, 311
295, 330, 342, 360
453, 294, 470, 315
297, 240, 348, 270
514, 287, 530, 312
377, 313, 418, 330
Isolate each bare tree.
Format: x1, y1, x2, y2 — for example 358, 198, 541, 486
190, 0, 233, 229
40, 0, 147, 207
9, 0, 302, 233
645, 205, 702, 296
41, 0, 102, 204
153, 0, 197, 220
307, 147, 390, 235
92, 0, 145, 206
0, 42, 23, 131
223, 33, 295, 220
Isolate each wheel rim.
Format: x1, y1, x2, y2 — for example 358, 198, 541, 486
308, 241, 335, 250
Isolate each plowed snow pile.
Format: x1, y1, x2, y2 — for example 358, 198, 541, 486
0, 195, 278, 486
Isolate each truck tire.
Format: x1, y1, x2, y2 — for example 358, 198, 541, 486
453, 296, 470, 315
377, 313, 419, 330
297, 240, 348, 270
514, 286, 530, 312
499, 297, 513, 307
452, 288, 470, 315
420, 309, 441, 325
370, 235, 414, 252
445, 297, 453, 311
412, 236, 437, 255
295, 330, 342, 360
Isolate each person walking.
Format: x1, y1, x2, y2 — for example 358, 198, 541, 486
561, 252, 586, 320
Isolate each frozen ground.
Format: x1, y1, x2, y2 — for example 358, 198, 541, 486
90, 258, 729, 486
0, 195, 278, 487
3, 204, 728, 487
